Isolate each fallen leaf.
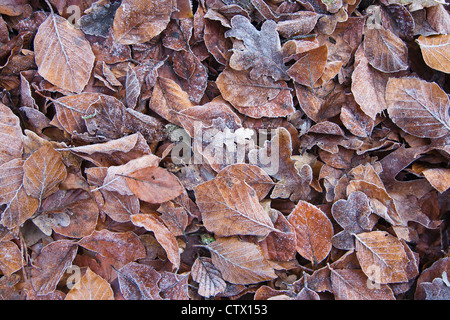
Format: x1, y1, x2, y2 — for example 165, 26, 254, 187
112, 0, 172, 45
225, 15, 289, 81
386, 77, 450, 138
0, 241, 24, 275
123, 166, 184, 204
23, 145, 67, 203
287, 45, 328, 88
288, 200, 333, 265
0, 103, 23, 165
421, 168, 450, 193
191, 257, 226, 298
363, 28, 408, 73
78, 229, 146, 264
31, 240, 78, 296
131, 213, 180, 269
194, 174, 277, 237
416, 34, 450, 74
34, 13, 95, 93
65, 268, 114, 300
207, 237, 277, 285
117, 262, 162, 300
354, 231, 413, 284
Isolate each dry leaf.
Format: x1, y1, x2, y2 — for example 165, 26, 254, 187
416, 34, 450, 74
23, 145, 67, 203
287, 45, 328, 88
34, 13, 95, 93
207, 237, 277, 285
31, 240, 78, 296
117, 262, 162, 300
130, 213, 180, 269
363, 28, 408, 73
194, 174, 277, 237
191, 257, 226, 298
0, 103, 23, 165
354, 231, 414, 284
123, 166, 184, 204
113, 0, 172, 45
0, 241, 24, 275
225, 15, 289, 81
288, 200, 333, 265
78, 229, 146, 265
65, 268, 114, 300
386, 77, 450, 138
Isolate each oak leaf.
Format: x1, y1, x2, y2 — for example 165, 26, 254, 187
225, 15, 289, 81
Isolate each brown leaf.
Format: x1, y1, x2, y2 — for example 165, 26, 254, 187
386, 77, 450, 138
149, 77, 194, 127
158, 271, 190, 299
194, 174, 277, 237
422, 168, 450, 193
0, 241, 23, 275
250, 127, 312, 202
416, 34, 450, 74
207, 237, 277, 285
78, 229, 146, 265
351, 45, 390, 120
112, 0, 172, 45
23, 145, 67, 202
216, 67, 294, 118
330, 268, 395, 300
287, 45, 328, 88
331, 191, 378, 250
0, 159, 38, 229
225, 15, 289, 81
0, 103, 23, 165
123, 166, 184, 204
191, 257, 226, 298
31, 240, 78, 295
34, 13, 95, 93
65, 268, 114, 300
259, 210, 297, 261
363, 28, 408, 73
117, 262, 162, 300
131, 213, 180, 269
354, 231, 414, 284
288, 200, 333, 265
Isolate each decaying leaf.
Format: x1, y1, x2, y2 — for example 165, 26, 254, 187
207, 237, 277, 285
34, 13, 95, 93
117, 262, 162, 300
386, 77, 450, 138
191, 257, 226, 298
288, 200, 333, 265
65, 268, 114, 300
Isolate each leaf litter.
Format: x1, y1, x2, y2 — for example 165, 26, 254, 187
0, 0, 448, 301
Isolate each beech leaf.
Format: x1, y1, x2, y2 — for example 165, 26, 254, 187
416, 34, 450, 74
65, 268, 114, 300
34, 13, 95, 93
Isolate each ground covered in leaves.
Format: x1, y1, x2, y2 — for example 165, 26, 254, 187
0, 0, 449, 300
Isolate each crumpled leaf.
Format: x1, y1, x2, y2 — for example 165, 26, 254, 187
225, 15, 289, 81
